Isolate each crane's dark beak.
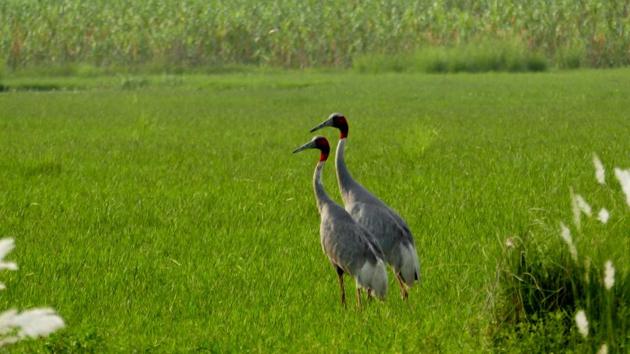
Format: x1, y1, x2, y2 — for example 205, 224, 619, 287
309, 118, 333, 133
292, 140, 317, 154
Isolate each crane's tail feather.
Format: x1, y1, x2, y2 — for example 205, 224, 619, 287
398, 243, 421, 287
355, 259, 388, 299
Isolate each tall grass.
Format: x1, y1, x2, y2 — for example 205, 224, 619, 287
353, 40, 548, 73
1, 0, 629, 72
492, 157, 630, 353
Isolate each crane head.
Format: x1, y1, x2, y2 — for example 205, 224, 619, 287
292, 136, 330, 161
309, 112, 349, 139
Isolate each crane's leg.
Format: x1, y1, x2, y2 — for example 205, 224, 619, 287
335, 266, 346, 307
355, 287, 363, 309
396, 272, 409, 300
367, 288, 374, 301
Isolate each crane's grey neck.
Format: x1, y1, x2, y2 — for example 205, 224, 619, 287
313, 161, 334, 212
335, 138, 358, 201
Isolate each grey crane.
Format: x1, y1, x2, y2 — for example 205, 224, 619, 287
293, 136, 388, 306
310, 113, 420, 299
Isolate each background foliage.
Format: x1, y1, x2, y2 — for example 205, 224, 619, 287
1, 0, 629, 72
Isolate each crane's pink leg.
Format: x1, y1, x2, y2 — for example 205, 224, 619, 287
336, 266, 346, 307
396, 272, 409, 300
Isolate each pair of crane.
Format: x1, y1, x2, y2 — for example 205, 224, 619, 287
293, 113, 421, 307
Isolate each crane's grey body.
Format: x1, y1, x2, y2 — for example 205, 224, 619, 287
335, 138, 420, 288
313, 161, 388, 299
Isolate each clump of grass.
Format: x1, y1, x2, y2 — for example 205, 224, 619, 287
4, 63, 110, 78
555, 44, 586, 69
118, 75, 149, 90
352, 54, 415, 74
353, 40, 548, 74
491, 156, 630, 352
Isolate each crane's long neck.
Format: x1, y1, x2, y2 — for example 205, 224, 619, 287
335, 138, 358, 201
313, 161, 334, 212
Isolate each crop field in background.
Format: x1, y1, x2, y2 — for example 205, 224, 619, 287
0, 69, 629, 352
1, 0, 630, 72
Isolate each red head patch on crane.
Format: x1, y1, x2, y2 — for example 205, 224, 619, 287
292, 136, 330, 161
314, 136, 330, 161
310, 113, 349, 139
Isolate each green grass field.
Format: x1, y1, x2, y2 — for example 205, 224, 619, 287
1, 70, 629, 352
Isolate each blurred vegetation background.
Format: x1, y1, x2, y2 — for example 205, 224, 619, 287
1, 0, 629, 74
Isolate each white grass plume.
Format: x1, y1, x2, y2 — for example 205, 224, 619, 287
614, 167, 630, 207
571, 189, 581, 229
597, 208, 610, 224
575, 309, 589, 338
604, 260, 615, 290
0, 239, 17, 272
0, 239, 15, 260
593, 153, 605, 185
597, 343, 608, 354
560, 222, 578, 262
0, 308, 65, 346
0, 237, 65, 346
571, 190, 592, 229
575, 195, 592, 217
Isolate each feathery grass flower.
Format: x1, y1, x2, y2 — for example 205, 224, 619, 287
571, 189, 581, 228
0, 237, 65, 346
0, 239, 17, 272
0, 308, 65, 346
614, 168, 630, 207
0, 239, 15, 259
575, 309, 589, 338
604, 260, 615, 290
575, 195, 592, 216
570, 190, 591, 229
597, 208, 610, 224
593, 154, 605, 185
597, 343, 608, 354
560, 222, 578, 262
